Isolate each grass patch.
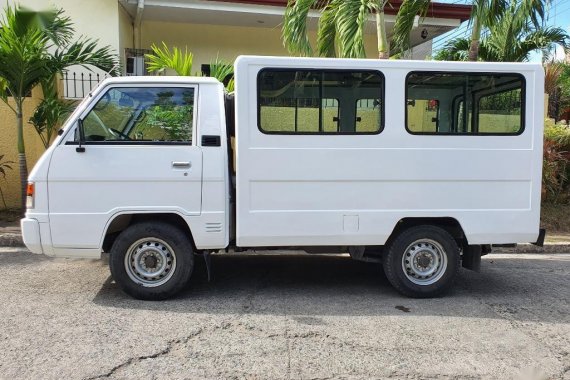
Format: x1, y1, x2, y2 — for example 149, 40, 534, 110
541, 202, 570, 233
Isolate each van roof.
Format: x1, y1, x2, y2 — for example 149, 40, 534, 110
100, 76, 221, 85
234, 55, 543, 74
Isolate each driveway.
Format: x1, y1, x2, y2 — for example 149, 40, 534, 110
0, 248, 569, 379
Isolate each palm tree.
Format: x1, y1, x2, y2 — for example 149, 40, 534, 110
462, 0, 550, 62
435, 1, 568, 63
434, 25, 569, 63
0, 5, 118, 211
466, 0, 507, 61
28, 78, 76, 149
282, 0, 423, 59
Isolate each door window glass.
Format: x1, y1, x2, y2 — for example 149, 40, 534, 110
78, 87, 195, 143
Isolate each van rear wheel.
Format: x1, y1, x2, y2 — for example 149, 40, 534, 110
109, 222, 194, 300
383, 225, 460, 298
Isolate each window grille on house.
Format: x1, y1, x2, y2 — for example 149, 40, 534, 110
125, 48, 152, 76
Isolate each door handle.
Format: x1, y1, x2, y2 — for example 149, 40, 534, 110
172, 161, 191, 169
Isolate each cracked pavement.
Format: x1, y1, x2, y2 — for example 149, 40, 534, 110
0, 248, 569, 379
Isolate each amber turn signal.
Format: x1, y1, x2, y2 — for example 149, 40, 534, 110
26, 182, 34, 209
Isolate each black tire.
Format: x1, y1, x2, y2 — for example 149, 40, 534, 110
109, 222, 194, 300
383, 225, 460, 298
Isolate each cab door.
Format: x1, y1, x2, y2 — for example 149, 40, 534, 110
48, 85, 202, 249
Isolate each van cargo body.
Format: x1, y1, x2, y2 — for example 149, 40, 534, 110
21, 56, 545, 299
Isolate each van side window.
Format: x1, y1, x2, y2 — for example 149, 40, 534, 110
406, 72, 524, 135
258, 69, 383, 134
77, 87, 195, 143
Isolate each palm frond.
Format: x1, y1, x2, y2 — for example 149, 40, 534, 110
316, 1, 339, 57
391, 0, 431, 55
516, 0, 548, 30
226, 78, 235, 92
513, 27, 570, 62
209, 57, 235, 91
544, 61, 565, 95
335, 0, 369, 58
14, 7, 74, 47
282, 0, 317, 56
52, 38, 119, 76
468, 0, 506, 27
145, 42, 193, 76
433, 38, 471, 61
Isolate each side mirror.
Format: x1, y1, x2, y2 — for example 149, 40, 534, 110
76, 119, 86, 153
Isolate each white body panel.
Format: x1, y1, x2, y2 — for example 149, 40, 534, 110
234, 56, 543, 246
25, 77, 229, 258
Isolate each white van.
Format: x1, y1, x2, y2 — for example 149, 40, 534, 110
21, 56, 545, 300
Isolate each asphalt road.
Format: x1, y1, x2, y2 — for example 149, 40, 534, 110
0, 248, 569, 380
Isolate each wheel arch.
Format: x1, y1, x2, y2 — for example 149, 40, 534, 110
101, 212, 197, 253
387, 217, 467, 247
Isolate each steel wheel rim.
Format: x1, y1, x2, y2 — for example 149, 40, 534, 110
401, 239, 448, 286
124, 238, 177, 287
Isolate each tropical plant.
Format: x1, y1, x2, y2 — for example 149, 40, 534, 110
28, 78, 75, 148
209, 57, 233, 82
435, 0, 567, 62
0, 5, 118, 211
391, 0, 430, 56
555, 64, 570, 123
465, 0, 507, 61
0, 155, 14, 209
283, 0, 423, 59
146, 44, 236, 91
543, 120, 570, 203
543, 139, 568, 202
544, 62, 568, 122
146, 42, 194, 76
209, 56, 235, 91
545, 121, 570, 149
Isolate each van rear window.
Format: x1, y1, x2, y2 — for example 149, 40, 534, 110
406, 72, 524, 135
258, 69, 384, 134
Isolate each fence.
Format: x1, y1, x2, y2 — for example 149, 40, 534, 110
61, 71, 109, 99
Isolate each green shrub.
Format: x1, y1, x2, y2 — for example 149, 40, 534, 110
544, 121, 570, 149
543, 119, 570, 203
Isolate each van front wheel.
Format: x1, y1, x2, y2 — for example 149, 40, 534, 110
109, 222, 194, 300
383, 225, 460, 298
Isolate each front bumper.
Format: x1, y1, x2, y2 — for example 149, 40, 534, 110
21, 218, 43, 254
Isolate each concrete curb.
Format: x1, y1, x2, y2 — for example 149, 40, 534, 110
491, 243, 570, 254
1, 232, 569, 253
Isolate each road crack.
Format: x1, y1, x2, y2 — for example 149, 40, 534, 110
84, 327, 205, 379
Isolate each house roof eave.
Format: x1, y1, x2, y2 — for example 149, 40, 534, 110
210, 0, 473, 22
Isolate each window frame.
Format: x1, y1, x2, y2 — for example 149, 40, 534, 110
354, 97, 383, 133
406, 98, 440, 133
475, 85, 523, 135
257, 68, 385, 135
65, 84, 199, 146
405, 71, 526, 136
